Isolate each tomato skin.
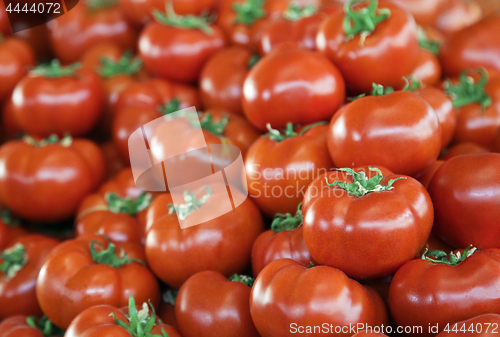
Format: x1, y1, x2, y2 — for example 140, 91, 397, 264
389, 249, 500, 337
316, 1, 419, 93
440, 142, 489, 161
98, 168, 145, 200
0, 235, 59, 320
435, 314, 500, 337
389, 0, 448, 26
428, 153, 500, 249
250, 259, 388, 337
1, 97, 23, 141
0, 138, 104, 223
0, 316, 57, 337
415, 159, 444, 189
175, 271, 260, 337
100, 141, 127, 181
0, 38, 35, 102
328, 91, 442, 176
0, 220, 27, 251
139, 22, 226, 84
12, 69, 105, 138
242, 44, 345, 130
411, 49, 442, 87
492, 128, 500, 153
36, 234, 160, 329
434, 0, 481, 36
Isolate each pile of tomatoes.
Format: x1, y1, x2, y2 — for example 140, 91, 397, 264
0, 0, 500, 336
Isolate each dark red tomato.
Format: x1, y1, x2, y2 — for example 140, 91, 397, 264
79, 42, 124, 72
389, 247, 500, 337
0, 37, 35, 102
434, 0, 481, 36
36, 234, 160, 329
12, 22, 52, 61
0, 235, 58, 320
12, 61, 104, 137
176, 271, 259, 337
428, 153, 500, 248
243, 43, 345, 130
492, 127, 500, 152
0, 316, 64, 337
200, 46, 256, 115
65, 295, 180, 337
389, 0, 448, 26
145, 190, 264, 288
250, 259, 388, 337
158, 289, 178, 329
139, 6, 226, 84
0, 135, 104, 223
0, 1, 12, 35
302, 166, 433, 279
1, 97, 23, 141
0, 211, 27, 250
100, 141, 126, 181
436, 314, 500, 337
251, 204, 313, 277
328, 91, 442, 176
411, 49, 442, 87
316, 0, 419, 93
439, 16, 500, 77
415, 159, 444, 189
47, 1, 138, 64
440, 142, 489, 160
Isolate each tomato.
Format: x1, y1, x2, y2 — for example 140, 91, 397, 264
419, 232, 452, 256
12, 61, 104, 138
0, 1, 11, 35
138, 5, 226, 83
415, 159, 444, 189
439, 16, 500, 77
250, 259, 388, 337
242, 43, 345, 130
98, 168, 146, 200
0, 37, 35, 102
389, 247, 500, 337
1, 97, 23, 141
100, 141, 127, 181
175, 271, 259, 337
245, 122, 334, 216
328, 91, 442, 176
36, 234, 160, 329
434, 0, 481, 36
47, 1, 138, 64
0, 316, 64, 337
492, 127, 500, 152
12, 22, 52, 61
440, 142, 489, 160
0, 135, 104, 223
251, 203, 313, 277
302, 166, 433, 279
316, 0, 419, 93
145, 189, 264, 288
65, 295, 180, 337
0, 235, 58, 320
389, 0, 448, 27
158, 289, 178, 329
411, 49, 442, 87
436, 314, 500, 337
0, 210, 27, 250
428, 153, 500, 248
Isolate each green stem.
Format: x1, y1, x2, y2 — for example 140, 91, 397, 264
421, 245, 477, 266
444, 68, 492, 110
402, 76, 422, 92
90, 239, 144, 268
0, 243, 27, 279
229, 274, 255, 287
158, 98, 181, 116
417, 26, 441, 55
264, 122, 327, 142
105, 192, 152, 216
233, 0, 266, 26
271, 202, 303, 233
168, 186, 211, 220
162, 289, 178, 306
85, 0, 119, 9
23, 134, 73, 147
283, 3, 317, 21
371, 83, 394, 96
343, 0, 391, 41
153, 3, 214, 35
30, 60, 81, 78
247, 54, 260, 69
199, 112, 229, 137
1, 209, 21, 226
26, 316, 66, 337
98, 52, 143, 78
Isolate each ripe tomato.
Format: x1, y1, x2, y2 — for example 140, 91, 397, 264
1, 97, 23, 141
389, 0, 448, 26
302, 167, 433, 279
139, 5, 226, 83
428, 153, 500, 248
0, 135, 104, 223
0, 235, 59, 320
158, 289, 178, 329
242, 43, 345, 130
250, 259, 388, 337
434, 0, 481, 36
12, 61, 104, 137
79, 43, 124, 72
316, 0, 419, 93
415, 160, 444, 189
175, 271, 259, 337
328, 91, 442, 176
389, 247, 500, 337
492, 127, 500, 152
145, 190, 264, 288
435, 314, 500, 337
245, 122, 334, 216
12, 22, 52, 61
0, 210, 27, 250
47, 1, 138, 64
411, 49, 442, 87
0, 37, 35, 102
440, 142, 489, 161
100, 141, 127, 181
36, 234, 160, 329
98, 168, 145, 200
0, 1, 11, 35
0, 315, 64, 337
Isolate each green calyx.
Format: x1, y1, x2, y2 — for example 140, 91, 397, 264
422, 245, 477, 266
85, 0, 119, 10
153, 3, 214, 35
23, 134, 73, 147
168, 186, 211, 220
444, 68, 492, 110
0, 243, 27, 279
283, 3, 317, 21
158, 98, 181, 116
199, 112, 229, 137
90, 239, 144, 268
26, 316, 65, 337
325, 166, 406, 197
233, 0, 266, 26
31, 59, 81, 78
229, 274, 255, 287
264, 122, 327, 142
111, 295, 170, 337
417, 26, 441, 55
402, 76, 422, 92
271, 202, 303, 233
248, 54, 260, 69
370, 83, 394, 96
98, 52, 143, 78
1, 209, 20, 227
105, 192, 152, 216
343, 0, 391, 41
162, 289, 178, 306
307, 262, 314, 269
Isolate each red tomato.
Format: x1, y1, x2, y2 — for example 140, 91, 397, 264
389, 0, 448, 26
36, 234, 160, 329
0, 135, 104, 223
389, 247, 500, 337
1, 97, 23, 141
250, 259, 388, 337
328, 91, 442, 176
0, 1, 12, 35
175, 271, 259, 337
79, 43, 124, 72
98, 168, 145, 200
316, 0, 419, 93
0, 37, 35, 102
100, 141, 127, 181
411, 49, 442, 87
302, 167, 433, 279
436, 314, 500, 337
242, 43, 345, 130
0, 235, 58, 320
415, 159, 444, 189
492, 127, 500, 152
428, 153, 500, 248
12, 22, 52, 61
47, 1, 138, 63
0, 316, 64, 337
12, 61, 104, 137
0, 210, 27, 250
435, 0, 481, 36
158, 289, 178, 329
440, 142, 490, 160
